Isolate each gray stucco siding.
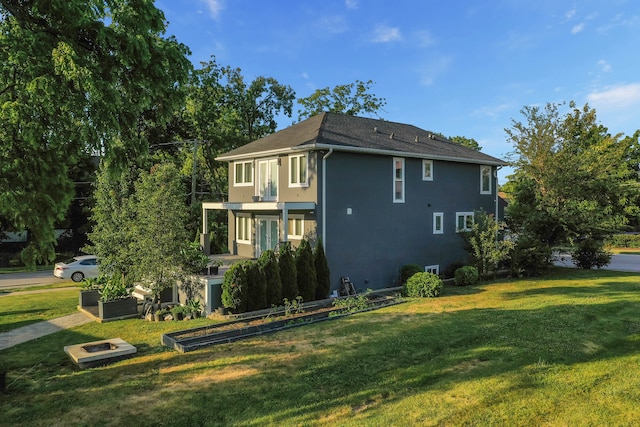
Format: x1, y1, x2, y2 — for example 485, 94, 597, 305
323, 152, 498, 292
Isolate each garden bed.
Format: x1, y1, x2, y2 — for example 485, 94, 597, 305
161, 294, 403, 353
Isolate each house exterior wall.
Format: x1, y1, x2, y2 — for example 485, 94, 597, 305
322, 151, 498, 291
226, 151, 320, 259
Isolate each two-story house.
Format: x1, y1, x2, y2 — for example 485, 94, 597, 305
202, 112, 505, 294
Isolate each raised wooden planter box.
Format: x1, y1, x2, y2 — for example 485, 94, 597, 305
79, 290, 100, 308
98, 297, 139, 321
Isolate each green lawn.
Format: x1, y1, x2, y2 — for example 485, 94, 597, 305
2, 268, 640, 426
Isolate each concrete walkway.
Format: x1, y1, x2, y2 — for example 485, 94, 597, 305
0, 312, 93, 351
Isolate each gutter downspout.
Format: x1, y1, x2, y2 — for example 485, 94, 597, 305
322, 149, 334, 248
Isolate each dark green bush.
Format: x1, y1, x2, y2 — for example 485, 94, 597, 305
245, 261, 267, 311
314, 238, 331, 300
509, 235, 552, 277
221, 262, 247, 313
259, 250, 282, 306
279, 243, 298, 301
443, 261, 466, 279
400, 264, 422, 284
572, 239, 612, 269
295, 239, 317, 302
404, 272, 443, 298
454, 266, 479, 286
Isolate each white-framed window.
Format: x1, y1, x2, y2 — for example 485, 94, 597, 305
422, 160, 434, 181
393, 157, 405, 203
425, 265, 440, 275
433, 212, 444, 234
456, 212, 474, 232
289, 154, 308, 187
287, 215, 304, 239
480, 165, 492, 194
236, 215, 251, 244
234, 161, 253, 186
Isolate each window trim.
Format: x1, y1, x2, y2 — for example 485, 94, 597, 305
236, 215, 252, 244
393, 157, 405, 203
288, 154, 308, 187
422, 159, 434, 181
425, 265, 440, 275
287, 214, 304, 239
456, 212, 474, 233
234, 161, 254, 187
433, 212, 444, 234
480, 165, 492, 194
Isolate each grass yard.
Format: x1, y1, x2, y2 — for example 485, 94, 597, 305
1, 268, 640, 426
0, 289, 80, 333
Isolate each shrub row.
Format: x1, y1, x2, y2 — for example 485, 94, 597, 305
221, 239, 330, 314
605, 233, 640, 248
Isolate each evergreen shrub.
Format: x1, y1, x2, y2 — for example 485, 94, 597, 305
404, 272, 443, 298
454, 266, 479, 286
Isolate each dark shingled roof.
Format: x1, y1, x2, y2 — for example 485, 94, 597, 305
218, 112, 505, 165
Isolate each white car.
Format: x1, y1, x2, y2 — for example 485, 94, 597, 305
54, 255, 100, 282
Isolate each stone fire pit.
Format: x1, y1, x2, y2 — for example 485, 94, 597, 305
64, 338, 136, 369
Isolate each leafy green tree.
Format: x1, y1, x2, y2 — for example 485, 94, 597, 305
259, 250, 282, 306
506, 102, 640, 252
0, 0, 191, 266
85, 165, 140, 284
295, 239, 317, 302
461, 210, 514, 278
314, 238, 331, 299
278, 243, 298, 301
449, 136, 482, 151
133, 163, 190, 304
297, 79, 386, 120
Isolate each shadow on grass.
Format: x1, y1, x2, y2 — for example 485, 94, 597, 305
1, 282, 639, 425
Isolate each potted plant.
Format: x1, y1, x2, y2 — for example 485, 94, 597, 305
210, 259, 223, 275
79, 276, 105, 308
98, 275, 138, 320
171, 305, 186, 321
186, 299, 202, 318
154, 308, 169, 322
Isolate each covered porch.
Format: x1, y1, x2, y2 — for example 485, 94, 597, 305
200, 201, 316, 256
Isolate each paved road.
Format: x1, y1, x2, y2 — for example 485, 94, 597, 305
0, 270, 69, 290
555, 253, 640, 273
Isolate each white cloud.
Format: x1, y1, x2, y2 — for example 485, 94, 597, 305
201, 0, 223, 20
472, 102, 512, 119
571, 23, 585, 34
587, 84, 640, 108
415, 30, 436, 48
597, 60, 612, 73
565, 9, 576, 20
301, 72, 309, 79
345, 0, 358, 10
371, 25, 402, 43
317, 15, 348, 34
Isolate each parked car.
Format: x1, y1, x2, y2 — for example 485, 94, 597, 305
54, 255, 99, 282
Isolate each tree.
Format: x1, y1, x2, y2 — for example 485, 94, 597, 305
133, 163, 190, 304
85, 164, 140, 284
278, 243, 298, 301
259, 249, 282, 306
295, 239, 317, 302
297, 79, 386, 120
449, 136, 482, 151
461, 210, 514, 278
506, 102, 640, 252
314, 238, 331, 300
0, 0, 191, 266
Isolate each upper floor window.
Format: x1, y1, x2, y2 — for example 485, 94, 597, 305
480, 165, 492, 194
433, 212, 444, 234
393, 157, 405, 203
287, 215, 304, 239
422, 160, 434, 181
289, 154, 308, 187
456, 212, 474, 232
234, 161, 253, 186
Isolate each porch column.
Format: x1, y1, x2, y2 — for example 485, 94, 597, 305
281, 204, 289, 244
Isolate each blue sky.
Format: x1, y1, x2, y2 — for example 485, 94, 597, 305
157, 0, 640, 181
